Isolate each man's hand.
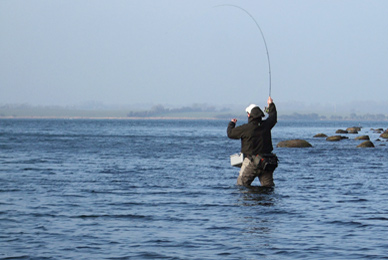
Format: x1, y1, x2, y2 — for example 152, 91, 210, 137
267, 96, 273, 106
231, 118, 237, 123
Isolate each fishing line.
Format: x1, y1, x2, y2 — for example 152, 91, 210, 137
214, 4, 272, 97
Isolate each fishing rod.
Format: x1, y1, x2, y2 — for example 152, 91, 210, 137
214, 4, 272, 97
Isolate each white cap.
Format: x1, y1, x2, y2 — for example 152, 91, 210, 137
245, 104, 258, 114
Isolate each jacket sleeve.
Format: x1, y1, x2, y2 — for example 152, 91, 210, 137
267, 103, 277, 129
227, 121, 243, 139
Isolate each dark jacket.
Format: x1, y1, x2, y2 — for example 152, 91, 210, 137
227, 103, 277, 156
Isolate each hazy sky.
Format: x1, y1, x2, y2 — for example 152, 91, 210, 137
1, 0, 388, 111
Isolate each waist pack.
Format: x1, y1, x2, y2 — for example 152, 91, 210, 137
252, 153, 278, 171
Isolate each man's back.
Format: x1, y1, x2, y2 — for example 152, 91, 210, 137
227, 102, 277, 156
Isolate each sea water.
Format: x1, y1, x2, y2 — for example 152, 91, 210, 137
1, 119, 388, 259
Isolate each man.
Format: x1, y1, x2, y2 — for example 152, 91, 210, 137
227, 96, 277, 187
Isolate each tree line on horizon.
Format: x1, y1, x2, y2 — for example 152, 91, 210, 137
279, 112, 388, 121
126, 104, 221, 117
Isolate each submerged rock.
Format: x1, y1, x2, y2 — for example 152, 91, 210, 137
277, 139, 312, 148
326, 135, 348, 141
355, 135, 370, 141
357, 141, 375, 148
371, 128, 384, 133
313, 133, 327, 138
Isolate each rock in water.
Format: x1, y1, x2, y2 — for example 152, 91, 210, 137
326, 136, 348, 141
336, 129, 348, 134
357, 141, 375, 148
314, 133, 327, 138
380, 132, 388, 139
346, 127, 361, 134
277, 139, 312, 148
355, 135, 370, 140
371, 128, 383, 133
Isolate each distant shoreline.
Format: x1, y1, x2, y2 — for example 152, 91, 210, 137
2, 116, 388, 122
2, 104, 388, 121
0, 116, 220, 120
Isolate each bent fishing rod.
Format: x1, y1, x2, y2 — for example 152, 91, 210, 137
214, 4, 272, 97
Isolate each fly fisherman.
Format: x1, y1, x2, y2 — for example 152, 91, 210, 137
227, 97, 278, 187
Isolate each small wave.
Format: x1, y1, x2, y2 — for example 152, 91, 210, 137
75, 245, 101, 250
72, 214, 153, 220
0, 218, 21, 224
364, 216, 388, 221
206, 225, 236, 230
0, 255, 31, 260
105, 257, 138, 260
337, 198, 368, 203
326, 220, 367, 228
0, 189, 21, 193
130, 252, 174, 260
0, 145, 11, 150
22, 168, 56, 174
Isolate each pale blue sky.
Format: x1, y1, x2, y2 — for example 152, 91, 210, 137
1, 0, 388, 112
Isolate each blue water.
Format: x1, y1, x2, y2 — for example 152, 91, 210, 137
1, 119, 388, 259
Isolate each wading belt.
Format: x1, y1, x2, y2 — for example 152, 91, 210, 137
249, 153, 278, 171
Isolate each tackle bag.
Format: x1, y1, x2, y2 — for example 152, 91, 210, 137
252, 154, 278, 171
